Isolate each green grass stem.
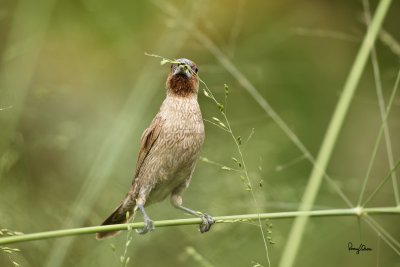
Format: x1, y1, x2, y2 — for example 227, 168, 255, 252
1, 207, 399, 246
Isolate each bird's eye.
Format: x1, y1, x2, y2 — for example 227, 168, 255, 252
194, 67, 198, 73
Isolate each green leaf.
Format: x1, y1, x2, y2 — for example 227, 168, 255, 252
221, 166, 233, 171
203, 89, 210, 98
218, 121, 227, 128
200, 157, 209, 162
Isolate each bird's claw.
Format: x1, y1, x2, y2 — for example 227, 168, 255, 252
136, 218, 155, 235
199, 213, 214, 233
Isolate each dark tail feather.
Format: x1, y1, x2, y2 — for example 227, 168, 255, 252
96, 198, 135, 240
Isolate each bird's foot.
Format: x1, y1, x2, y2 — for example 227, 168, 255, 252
199, 213, 214, 233
136, 217, 155, 235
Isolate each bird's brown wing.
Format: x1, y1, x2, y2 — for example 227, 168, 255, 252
133, 115, 164, 180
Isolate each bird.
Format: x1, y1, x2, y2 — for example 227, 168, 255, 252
96, 58, 214, 239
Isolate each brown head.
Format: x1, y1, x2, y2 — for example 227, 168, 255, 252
166, 58, 199, 97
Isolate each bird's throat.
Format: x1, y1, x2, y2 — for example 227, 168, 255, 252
167, 74, 198, 97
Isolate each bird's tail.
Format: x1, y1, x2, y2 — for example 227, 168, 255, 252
96, 196, 135, 240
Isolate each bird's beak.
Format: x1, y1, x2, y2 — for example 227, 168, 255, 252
173, 64, 191, 77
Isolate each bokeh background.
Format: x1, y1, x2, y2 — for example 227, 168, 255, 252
1, 0, 399, 266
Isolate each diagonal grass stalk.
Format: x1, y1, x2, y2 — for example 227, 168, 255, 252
185, 246, 215, 267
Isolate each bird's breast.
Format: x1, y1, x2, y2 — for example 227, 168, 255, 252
140, 96, 204, 204
161, 97, 204, 146
155, 97, 204, 177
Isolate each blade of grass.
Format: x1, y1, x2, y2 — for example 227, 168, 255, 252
186, 246, 215, 267
279, 1, 392, 266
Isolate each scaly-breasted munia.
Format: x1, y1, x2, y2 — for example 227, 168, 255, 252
96, 58, 214, 239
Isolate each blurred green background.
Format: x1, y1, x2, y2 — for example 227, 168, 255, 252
1, 0, 399, 266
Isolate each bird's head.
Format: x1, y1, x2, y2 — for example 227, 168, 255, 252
166, 58, 199, 97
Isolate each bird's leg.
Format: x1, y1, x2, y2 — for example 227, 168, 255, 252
135, 199, 155, 235
178, 205, 214, 233
171, 194, 214, 233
